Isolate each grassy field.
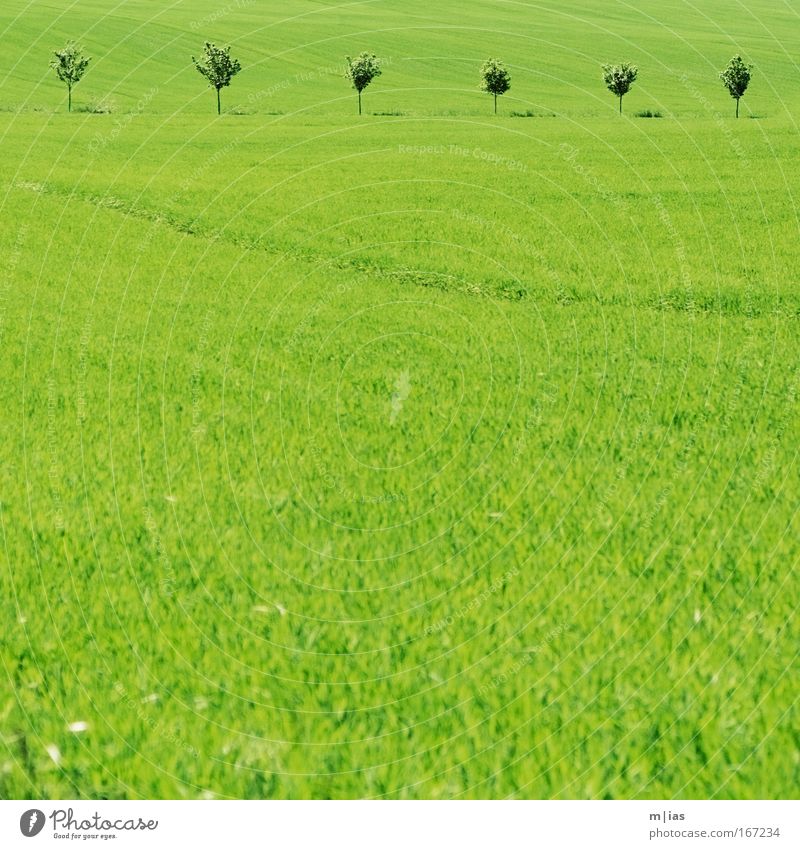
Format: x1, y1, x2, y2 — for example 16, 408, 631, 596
1, 1, 798, 799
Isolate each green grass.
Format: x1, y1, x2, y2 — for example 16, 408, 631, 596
0, 0, 798, 800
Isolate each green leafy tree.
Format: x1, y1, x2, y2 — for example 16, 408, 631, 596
602, 62, 638, 113
345, 53, 382, 115
480, 58, 511, 114
50, 42, 91, 113
720, 55, 752, 118
192, 42, 242, 115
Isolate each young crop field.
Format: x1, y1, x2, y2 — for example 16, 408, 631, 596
0, 0, 798, 800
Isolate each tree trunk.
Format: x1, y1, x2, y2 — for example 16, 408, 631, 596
494, 93, 497, 114
68, 85, 72, 113
358, 90, 362, 115
736, 97, 739, 118
217, 88, 221, 115
619, 94, 622, 114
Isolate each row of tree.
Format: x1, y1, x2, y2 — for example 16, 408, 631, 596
51, 42, 754, 117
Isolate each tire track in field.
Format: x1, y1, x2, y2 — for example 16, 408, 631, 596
9, 179, 799, 318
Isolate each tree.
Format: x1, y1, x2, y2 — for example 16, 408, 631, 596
50, 42, 91, 113
192, 42, 241, 115
345, 53, 382, 115
602, 62, 638, 114
720, 55, 752, 118
480, 58, 511, 114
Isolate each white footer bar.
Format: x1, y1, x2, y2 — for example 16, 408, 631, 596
2, 800, 797, 848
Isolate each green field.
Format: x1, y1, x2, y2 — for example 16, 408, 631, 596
1, 1, 798, 799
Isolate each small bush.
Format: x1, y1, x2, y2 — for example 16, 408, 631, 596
635, 109, 662, 118
0, 104, 50, 113
510, 110, 536, 118
74, 99, 114, 114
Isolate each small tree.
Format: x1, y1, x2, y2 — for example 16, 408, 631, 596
50, 42, 91, 113
720, 55, 752, 118
602, 62, 638, 114
345, 53, 382, 115
192, 42, 241, 115
480, 58, 511, 114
